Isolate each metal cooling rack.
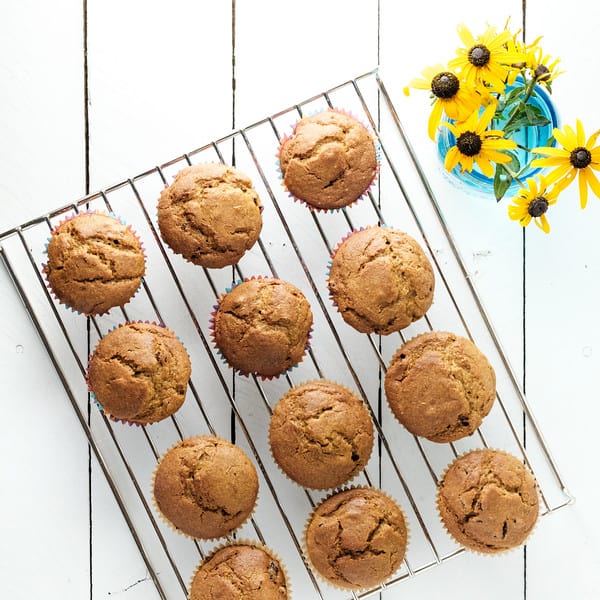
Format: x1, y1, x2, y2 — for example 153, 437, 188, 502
0, 70, 572, 599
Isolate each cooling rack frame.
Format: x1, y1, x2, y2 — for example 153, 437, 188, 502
0, 70, 573, 600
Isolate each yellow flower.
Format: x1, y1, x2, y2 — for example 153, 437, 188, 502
525, 41, 564, 87
404, 64, 481, 140
507, 175, 560, 233
531, 119, 600, 208
449, 24, 527, 94
442, 103, 517, 177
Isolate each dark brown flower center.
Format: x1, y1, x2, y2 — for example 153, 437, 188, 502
534, 64, 551, 81
456, 131, 482, 156
468, 45, 491, 67
570, 147, 592, 169
431, 72, 460, 99
528, 197, 549, 217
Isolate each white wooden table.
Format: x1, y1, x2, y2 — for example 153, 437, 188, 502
1, 1, 599, 598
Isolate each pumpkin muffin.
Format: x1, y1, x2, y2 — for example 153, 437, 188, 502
305, 487, 408, 590
269, 380, 374, 489
189, 543, 289, 600
157, 162, 263, 268
278, 109, 378, 210
212, 277, 313, 378
44, 212, 145, 315
87, 321, 191, 424
328, 226, 435, 335
437, 449, 539, 553
153, 436, 259, 540
384, 331, 496, 442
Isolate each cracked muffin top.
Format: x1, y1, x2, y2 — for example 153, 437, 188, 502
305, 487, 407, 590
437, 449, 539, 553
212, 277, 313, 378
44, 212, 145, 315
327, 226, 435, 335
153, 436, 259, 540
189, 543, 289, 600
269, 380, 374, 489
278, 109, 378, 210
384, 331, 496, 443
157, 163, 263, 268
87, 321, 191, 424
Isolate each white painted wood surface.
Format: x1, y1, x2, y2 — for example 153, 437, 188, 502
1, 1, 598, 598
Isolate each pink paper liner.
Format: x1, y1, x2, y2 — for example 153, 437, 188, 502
43, 210, 146, 316
276, 107, 381, 213
209, 276, 313, 380
86, 320, 190, 427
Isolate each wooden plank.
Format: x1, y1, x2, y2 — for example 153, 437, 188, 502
85, 1, 234, 597
0, 2, 89, 598
524, 1, 600, 598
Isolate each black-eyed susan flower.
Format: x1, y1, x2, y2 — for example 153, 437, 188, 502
449, 24, 527, 95
507, 175, 560, 233
404, 64, 481, 139
531, 119, 600, 208
523, 37, 564, 89
441, 103, 517, 177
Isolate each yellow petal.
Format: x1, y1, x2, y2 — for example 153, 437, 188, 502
476, 156, 495, 177
457, 23, 475, 48
531, 156, 571, 167
576, 119, 586, 146
537, 214, 551, 233
445, 146, 460, 172
543, 163, 574, 185
530, 147, 570, 158
428, 101, 444, 140
584, 167, 600, 200
579, 170, 588, 209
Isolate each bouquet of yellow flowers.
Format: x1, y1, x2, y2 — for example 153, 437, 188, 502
405, 22, 600, 233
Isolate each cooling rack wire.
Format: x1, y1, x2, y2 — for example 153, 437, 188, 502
0, 70, 573, 600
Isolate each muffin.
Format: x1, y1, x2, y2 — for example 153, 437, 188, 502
157, 163, 263, 268
87, 321, 191, 424
278, 109, 378, 210
212, 277, 313, 378
269, 380, 374, 489
44, 212, 145, 315
437, 449, 539, 553
327, 226, 435, 335
304, 487, 408, 590
384, 331, 496, 442
189, 543, 289, 600
153, 436, 259, 540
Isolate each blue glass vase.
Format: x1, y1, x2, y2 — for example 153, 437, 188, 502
437, 81, 559, 196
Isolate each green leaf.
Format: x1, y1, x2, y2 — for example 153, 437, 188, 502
494, 164, 513, 201
504, 150, 521, 175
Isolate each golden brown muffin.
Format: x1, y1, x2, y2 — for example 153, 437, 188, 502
44, 212, 145, 315
278, 109, 378, 210
87, 322, 191, 425
437, 449, 539, 553
384, 331, 496, 442
269, 380, 374, 489
213, 278, 313, 378
157, 163, 263, 268
189, 543, 289, 600
153, 436, 259, 540
327, 226, 435, 335
305, 487, 408, 590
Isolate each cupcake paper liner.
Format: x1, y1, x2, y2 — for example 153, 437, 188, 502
151, 435, 260, 542
43, 210, 146, 317
86, 320, 190, 427
188, 538, 292, 599
302, 484, 410, 592
276, 107, 381, 213
268, 378, 375, 491
435, 447, 541, 557
209, 276, 313, 380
